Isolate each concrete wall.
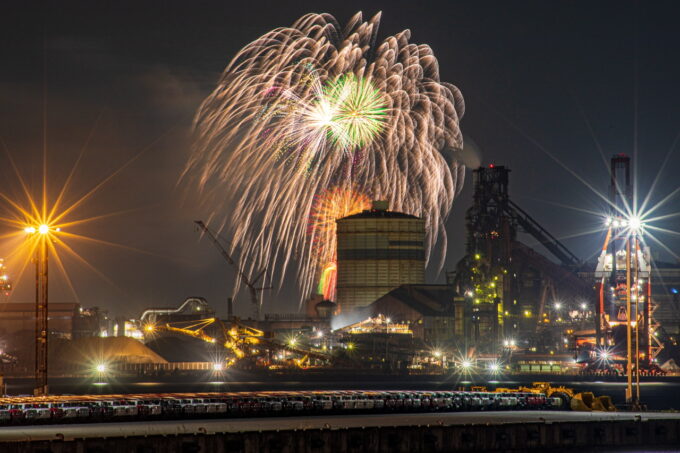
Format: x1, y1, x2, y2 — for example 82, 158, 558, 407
4, 418, 679, 452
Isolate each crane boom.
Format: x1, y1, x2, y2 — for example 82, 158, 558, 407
194, 220, 267, 320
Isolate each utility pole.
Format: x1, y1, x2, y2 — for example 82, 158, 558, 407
625, 239, 632, 406
30, 227, 49, 396
634, 237, 641, 404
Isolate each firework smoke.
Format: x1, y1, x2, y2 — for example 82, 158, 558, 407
185, 12, 465, 301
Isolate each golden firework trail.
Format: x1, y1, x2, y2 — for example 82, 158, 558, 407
309, 186, 371, 300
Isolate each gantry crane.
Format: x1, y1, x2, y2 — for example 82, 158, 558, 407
591, 154, 663, 407
194, 221, 269, 320
593, 155, 661, 367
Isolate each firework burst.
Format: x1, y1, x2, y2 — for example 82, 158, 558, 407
185, 12, 465, 301
309, 186, 371, 299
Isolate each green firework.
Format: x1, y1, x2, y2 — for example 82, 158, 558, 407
323, 73, 387, 149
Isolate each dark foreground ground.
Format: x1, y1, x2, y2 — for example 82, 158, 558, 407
2, 411, 680, 452
6, 371, 680, 411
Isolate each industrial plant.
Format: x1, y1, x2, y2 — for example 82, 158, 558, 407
0, 155, 677, 388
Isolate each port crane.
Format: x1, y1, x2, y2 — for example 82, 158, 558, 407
194, 220, 269, 320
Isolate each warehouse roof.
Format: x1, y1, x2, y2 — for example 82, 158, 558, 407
367, 284, 457, 317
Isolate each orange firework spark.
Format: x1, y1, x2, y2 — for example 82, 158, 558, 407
309, 186, 371, 299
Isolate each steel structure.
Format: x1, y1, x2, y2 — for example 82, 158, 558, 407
140, 297, 213, 325
34, 237, 48, 396
455, 165, 590, 351
593, 154, 662, 375
465, 165, 579, 269
194, 221, 268, 320
146, 317, 333, 366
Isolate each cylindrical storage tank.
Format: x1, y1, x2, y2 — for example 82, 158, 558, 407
336, 201, 425, 312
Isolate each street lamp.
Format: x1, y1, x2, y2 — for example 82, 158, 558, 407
25, 223, 57, 396
24, 223, 63, 395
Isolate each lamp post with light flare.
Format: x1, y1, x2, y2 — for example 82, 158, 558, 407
24, 224, 56, 396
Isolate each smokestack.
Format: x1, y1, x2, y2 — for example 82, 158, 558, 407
227, 297, 233, 320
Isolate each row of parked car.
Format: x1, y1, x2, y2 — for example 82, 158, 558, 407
0, 390, 564, 424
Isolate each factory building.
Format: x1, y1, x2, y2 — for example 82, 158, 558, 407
452, 165, 592, 354
0, 303, 81, 339
336, 201, 425, 312
360, 284, 465, 345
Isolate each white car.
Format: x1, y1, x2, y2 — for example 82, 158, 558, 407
314, 395, 333, 411
109, 400, 138, 417
55, 402, 90, 418
205, 398, 228, 414
21, 404, 51, 420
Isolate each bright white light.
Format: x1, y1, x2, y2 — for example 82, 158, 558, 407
38, 224, 49, 234
95, 363, 107, 373
461, 360, 472, 368
24, 227, 36, 234
605, 217, 612, 226
612, 220, 620, 228
433, 350, 442, 358
316, 331, 324, 338
628, 216, 642, 231
385, 317, 391, 324
580, 303, 587, 310
554, 302, 562, 310
488, 362, 500, 372
213, 362, 223, 371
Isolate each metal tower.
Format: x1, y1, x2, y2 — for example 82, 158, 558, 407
593, 154, 662, 404
34, 237, 48, 396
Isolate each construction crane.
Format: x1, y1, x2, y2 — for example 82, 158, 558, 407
194, 220, 269, 320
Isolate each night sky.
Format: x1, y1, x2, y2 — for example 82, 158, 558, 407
1, 0, 679, 318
